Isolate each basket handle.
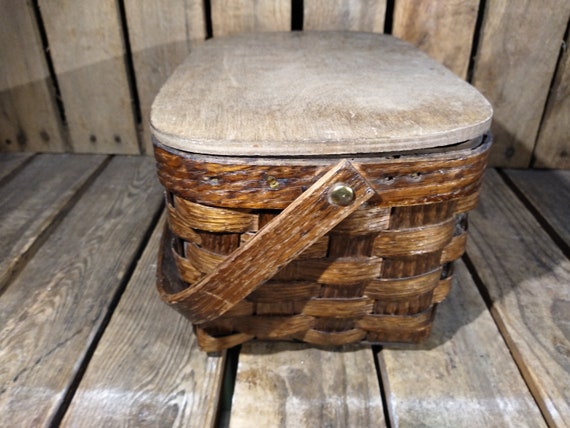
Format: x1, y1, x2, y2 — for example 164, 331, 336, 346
159, 160, 376, 324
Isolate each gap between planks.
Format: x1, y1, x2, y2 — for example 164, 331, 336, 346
53, 197, 165, 426
466, 169, 570, 427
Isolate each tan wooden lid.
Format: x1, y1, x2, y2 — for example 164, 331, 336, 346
151, 32, 492, 156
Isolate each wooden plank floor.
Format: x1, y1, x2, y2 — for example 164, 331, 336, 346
0, 154, 568, 428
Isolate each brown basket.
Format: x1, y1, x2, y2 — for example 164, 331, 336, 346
155, 135, 491, 352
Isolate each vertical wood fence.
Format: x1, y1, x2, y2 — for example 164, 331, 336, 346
1, 0, 569, 168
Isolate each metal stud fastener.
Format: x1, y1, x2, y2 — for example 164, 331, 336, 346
267, 176, 279, 190
329, 183, 355, 206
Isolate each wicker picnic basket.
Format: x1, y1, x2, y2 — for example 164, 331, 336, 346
151, 32, 493, 352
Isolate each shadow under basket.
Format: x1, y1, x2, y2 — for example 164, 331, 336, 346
155, 135, 491, 352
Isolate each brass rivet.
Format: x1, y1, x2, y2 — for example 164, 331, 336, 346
329, 183, 355, 206
267, 176, 279, 190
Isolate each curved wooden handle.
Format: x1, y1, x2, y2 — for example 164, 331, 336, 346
159, 160, 375, 324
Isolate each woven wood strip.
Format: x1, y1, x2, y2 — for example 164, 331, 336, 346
241, 233, 330, 259
381, 252, 443, 278
194, 327, 254, 352
272, 257, 382, 284
332, 204, 391, 234
441, 232, 468, 263
255, 301, 303, 316
166, 202, 203, 243
356, 309, 434, 331
365, 269, 441, 299
247, 281, 322, 302
389, 201, 457, 228
456, 189, 481, 213
432, 277, 454, 304
374, 293, 435, 316
297, 328, 367, 346
172, 246, 203, 283
154, 135, 490, 209
229, 315, 316, 339
173, 194, 259, 233
301, 298, 374, 318
184, 242, 225, 274
223, 300, 254, 317
374, 218, 455, 257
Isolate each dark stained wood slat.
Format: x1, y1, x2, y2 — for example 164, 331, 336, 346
0, 156, 163, 427
0, 152, 34, 183
505, 169, 570, 248
62, 213, 225, 427
466, 169, 570, 427
229, 342, 385, 427
379, 260, 545, 427
0, 154, 106, 292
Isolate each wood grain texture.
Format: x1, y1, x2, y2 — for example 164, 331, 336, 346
0, 154, 105, 293
533, 29, 570, 168
0, 152, 33, 182
151, 32, 492, 156
61, 214, 225, 428
38, 0, 139, 154
379, 260, 546, 427
392, 0, 480, 79
0, 156, 163, 427
466, 169, 570, 427
124, 0, 205, 155
471, 0, 570, 167
229, 342, 385, 427
211, 0, 291, 36
505, 169, 570, 250
0, 0, 65, 152
303, 0, 386, 32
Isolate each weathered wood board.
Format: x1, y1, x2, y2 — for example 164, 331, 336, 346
124, 0, 206, 154
533, 29, 570, 169
392, 0, 480, 79
0, 156, 163, 427
471, 0, 570, 167
303, 0, 386, 32
505, 169, 570, 248
61, 214, 225, 427
210, 0, 291, 37
0, 154, 106, 293
38, 0, 139, 154
379, 260, 546, 427
0, 152, 33, 183
0, 0, 65, 152
467, 169, 570, 427
229, 342, 385, 427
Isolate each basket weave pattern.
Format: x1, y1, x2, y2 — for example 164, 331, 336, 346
155, 136, 490, 352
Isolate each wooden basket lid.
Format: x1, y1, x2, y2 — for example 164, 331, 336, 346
151, 32, 492, 157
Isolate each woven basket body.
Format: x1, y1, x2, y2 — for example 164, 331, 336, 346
151, 31, 493, 352
154, 135, 491, 352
